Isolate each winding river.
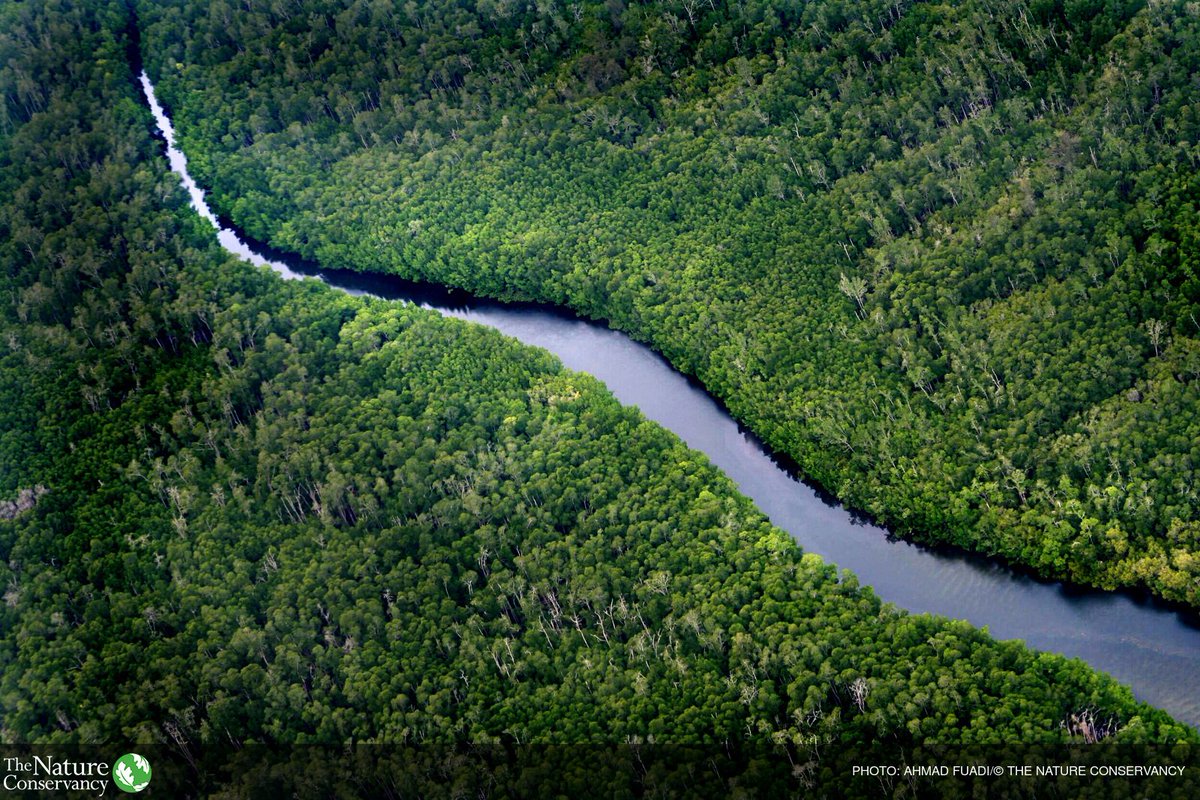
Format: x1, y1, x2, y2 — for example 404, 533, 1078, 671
139, 73, 1200, 728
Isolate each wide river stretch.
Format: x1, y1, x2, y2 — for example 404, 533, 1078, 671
140, 73, 1200, 727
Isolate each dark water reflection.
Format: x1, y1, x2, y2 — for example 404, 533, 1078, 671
140, 73, 1200, 728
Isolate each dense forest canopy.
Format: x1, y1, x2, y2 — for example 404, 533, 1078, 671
2, 1, 1196, 780
136, 0, 1200, 607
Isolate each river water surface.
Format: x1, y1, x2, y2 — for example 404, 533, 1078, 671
139, 73, 1200, 727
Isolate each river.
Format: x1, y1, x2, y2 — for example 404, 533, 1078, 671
139, 72, 1200, 728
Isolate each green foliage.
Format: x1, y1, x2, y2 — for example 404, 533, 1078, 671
0, 0, 1194, 760
138, 0, 1200, 606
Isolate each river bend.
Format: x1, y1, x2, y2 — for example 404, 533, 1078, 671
139, 73, 1200, 727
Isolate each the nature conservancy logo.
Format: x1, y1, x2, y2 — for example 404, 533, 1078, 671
2, 752, 152, 795
112, 753, 152, 793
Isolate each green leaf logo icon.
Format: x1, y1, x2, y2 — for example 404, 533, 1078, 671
112, 753, 152, 793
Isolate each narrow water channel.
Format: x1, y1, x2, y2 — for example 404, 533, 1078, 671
139, 72, 1200, 728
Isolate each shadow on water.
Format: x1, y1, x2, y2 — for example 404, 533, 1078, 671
246, 236, 527, 316
136, 71, 1200, 728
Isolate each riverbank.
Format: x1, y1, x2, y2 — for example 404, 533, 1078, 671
139, 71, 1200, 728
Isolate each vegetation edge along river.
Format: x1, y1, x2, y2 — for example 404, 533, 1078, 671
2, 4, 1198, 794
139, 57, 1200, 727
135, 0, 1200, 611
